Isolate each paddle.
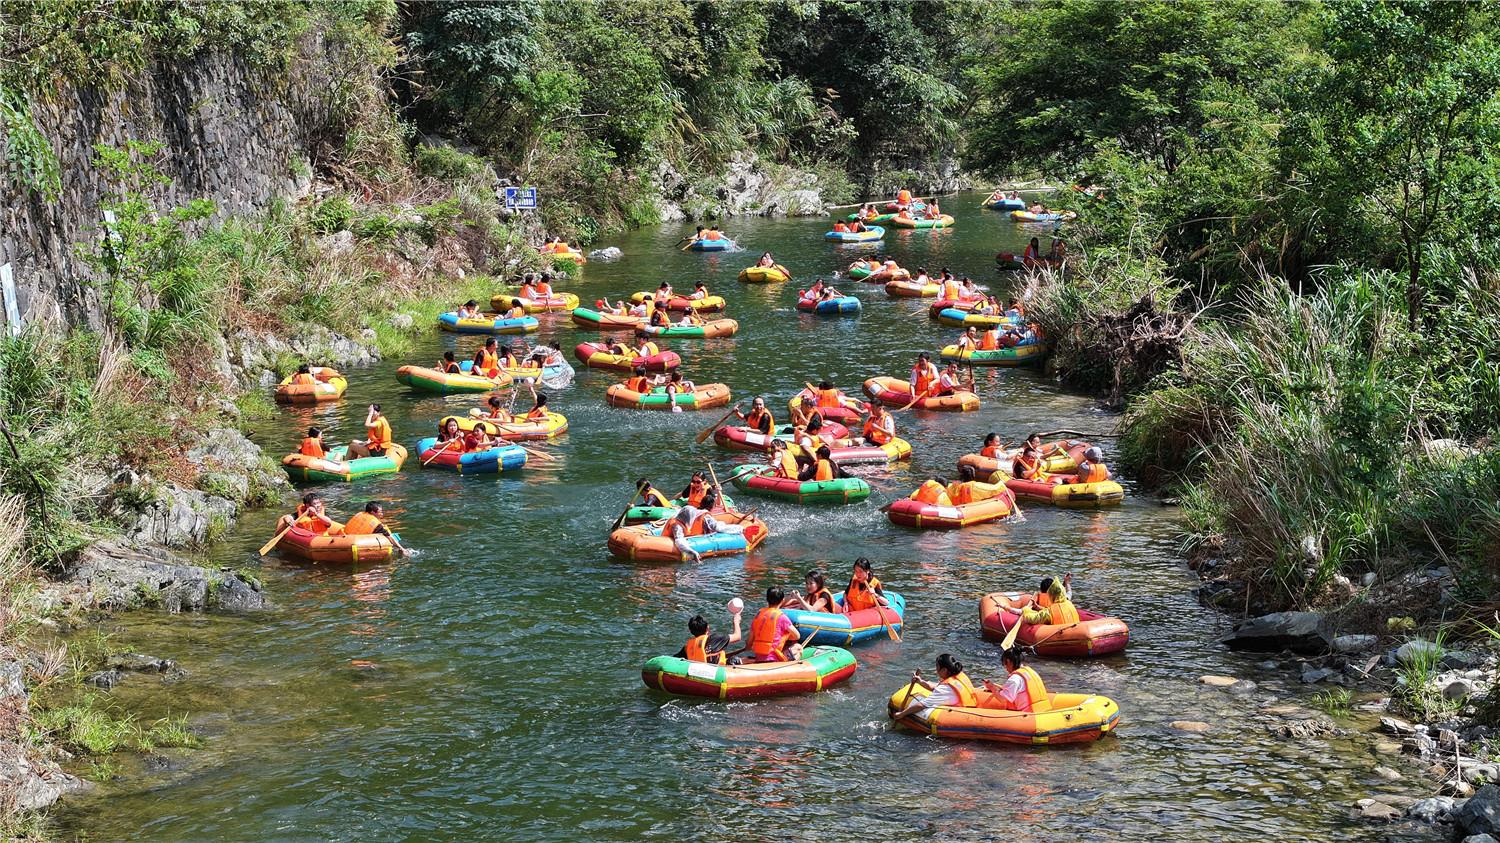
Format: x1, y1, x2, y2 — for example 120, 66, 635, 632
1000, 601, 1026, 650
875, 593, 901, 642
897, 386, 931, 412
514, 442, 555, 463
696, 404, 742, 444
609, 487, 644, 531
258, 523, 293, 557
1030, 620, 1086, 650
894, 672, 922, 715
421, 438, 462, 466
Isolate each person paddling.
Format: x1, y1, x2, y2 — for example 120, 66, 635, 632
889, 653, 979, 720
734, 397, 775, 435
843, 558, 888, 611
980, 646, 1053, 713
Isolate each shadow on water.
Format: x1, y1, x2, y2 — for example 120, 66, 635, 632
57, 195, 1433, 841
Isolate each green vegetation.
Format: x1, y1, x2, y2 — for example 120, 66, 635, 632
1310, 688, 1353, 719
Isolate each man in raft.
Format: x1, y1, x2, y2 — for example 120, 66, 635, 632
687, 281, 710, 300
289, 363, 318, 386
348, 404, 391, 459
799, 445, 846, 482
667, 489, 749, 563
1019, 577, 1080, 626
889, 653, 978, 720
1073, 447, 1112, 484
299, 426, 326, 459
749, 586, 802, 662
473, 338, 502, 379
734, 397, 775, 435
278, 492, 337, 534
675, 609, 744, 666
909, 353, 940, 401
861, 402, 895, 447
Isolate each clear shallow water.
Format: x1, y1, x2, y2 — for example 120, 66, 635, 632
60, 196, 1431, 841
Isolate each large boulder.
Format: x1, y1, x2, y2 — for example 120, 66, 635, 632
67, 541, 267, 613
1222, 611, 1331, 654
1455, 785, 1500, 837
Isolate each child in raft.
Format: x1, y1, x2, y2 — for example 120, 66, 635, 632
844, 558, 889, 611
861, 402, 895, 446
667, 490, 748, 563
677, 310, 704, 326
455, 300, 481, 319
798, 444, 847, 482
663, 371, 695, 412
756, 251, 776, 268
635, 479, 674, 509
781, 569, 837, 613
524, 392, 550, 422
768, 439, 801, 479
888, 653, 978, 721
675, 609, 744, 665
687, 281, 710, 300
748, 586, 801, 662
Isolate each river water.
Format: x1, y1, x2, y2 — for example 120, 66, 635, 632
61, 194, 1430, 840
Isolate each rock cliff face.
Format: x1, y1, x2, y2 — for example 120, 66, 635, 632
0, 30, 371, 331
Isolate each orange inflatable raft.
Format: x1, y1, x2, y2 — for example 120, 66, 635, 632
958, 441, 1089, 479
607, 511, 768, 562
275, 525, 396, 564
979, 592, 1130, 657
862, 376, 980, 412
888, 684, 1121, 745
886, 483, 1015, 529
274, 367, 347, 404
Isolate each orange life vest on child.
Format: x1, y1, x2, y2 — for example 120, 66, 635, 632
912, 479, 950, 506
685, 634, 726, 665
1014, 666, 1051, 713
535, 282, 553, 296
1047, 599, 1081, 625
980, 443, 1001, 458
300, 438, 324, 458
777, 450, 800, 478
1014, 454, 1043, 480
814, 459, 834, 481
292, 372, 316, 385
817, 388, 842, 408
625, 375, 650, 393
845, 577, 883, 612
863, 416, 892, 445
980, 328, 1000, 350
751, 608, 792, 659
1075, 463, 1109, 483
343, 512, 383, 536
941, 674, 978, 707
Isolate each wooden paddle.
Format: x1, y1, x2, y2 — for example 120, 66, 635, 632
258, 523, 293, 556
1000, 601, 1026, 650
514, 442, 555, 463
421, 439, 462, 466
895, 672, 922, 714
875, 593, 901, 642
696, 404, 742, 444
897, 386, 931, 412
609, 487, 644, 531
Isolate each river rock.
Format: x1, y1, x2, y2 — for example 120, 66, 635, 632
1381, 716, 1417, 736
1196, 578, 1244, 609
1334, 634, 1378, 654
1200, 675, 1238, 687
1170, 720, 1211, 733
1222, 611, 1331, 655
106, 653, 175, 673
1301, 666, 1336, 684
1374, 765, 1403, 781
1407, 795, 1457, 823
109, 476, 236, 549
1460, 787, 1500, 836
390, 313, 414, 330
68, 540, 267, 613
1267, 713, 1342, 740
1394, 639, 1443, 665
588, 247, 623, 261
1465, 835, 1499, 843
1357, 799, 1402, 821
1446, 678, 1483, 702
85, 669, 122, 689
1465, 764, 1500, 785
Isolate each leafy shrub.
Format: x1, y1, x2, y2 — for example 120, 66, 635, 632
308, 195, 355, 234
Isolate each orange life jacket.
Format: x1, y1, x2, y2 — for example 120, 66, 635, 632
912, 364, 937, 396
863, 415, 892, 445
980, 444, 1001, 458
343, 512, 383, 536
625, 376, 650, 393
1014, 665, 1051, 713
817, 388, 842, 408
777, 451, 800, 478
294, 508, 333, 535
746, 407, 773, 432
897, 189, 912, 204
912, 479, 950, 506
685, 485, 707, 508
478, 349, 499, 377
814, 459, 834, 481
1075, 462, 1109, 483
676, 512, 706, 538
980, 328, 1000, 350
526, 407, 548, 421
941, 674, 978, 707
685, 634, 726, 665
1014, 454, 1043, 480
366, 418, 391, 449
519, 285, 538, 299
942, 280, 961, 300
300, 438, 324, 458
845, 576, 883, 612
291, 372, 316, 385
1035, 591, 1054, 609
834, 222, 848, 232
535, 282, 553, 296
948, 482, 973, 505
1047, 599, 1080, 624
751, 607, 792, 659
805, 587, 833, 612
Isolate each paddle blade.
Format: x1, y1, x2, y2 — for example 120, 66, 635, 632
258, 525, 291, 557
1000, 609, 1024, 649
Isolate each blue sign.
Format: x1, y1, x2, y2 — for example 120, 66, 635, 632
504, 187, 538, 210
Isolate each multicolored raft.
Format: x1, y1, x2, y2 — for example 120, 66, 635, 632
887, 684, 1121, 745
605, 382, 731, 411
607, 511, 767, 562
281, 445, 408, 482
726, 464, 871, 505
275, 526, 397, 564
781, 592, 906, 646
979, 592, 1130, 657
437, 311, 540, 335
641, 646, 857, 699
414, 437, 527, 475
863, 376, 980, 412
274, 367, 347, 404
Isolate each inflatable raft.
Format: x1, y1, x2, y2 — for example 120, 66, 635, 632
788, 437, 911, 465
986, 197, 1027, 211
573, 342, 681, 373
274, 366, 347, 404
927, 298, 986, 318
540, 243, 587, 263
636, 319, 739, 339
850, 265, 909, 284
788, 389, 865, 424
276, 525, 397, 564
980, 592, 1130, 657
825, 226, 885, 242
887, 483, 1015, 529
605, 382, 731, 411
1010, 210, 1077, 223
687, 237, 735, 252
570, 307, 646, 331
940, 342, 1046, 367
1005, 474, 1123, 507
414, 437, 527, 475
846, 212, 897, 223
607, 510, 767, 562
712, 422, 851, 452
782, 592, 906, 646
441, 412, 568, 441
395, 364, 511, 395
890, 213, 956, 229
888, 684, 1121, 744
642, 646, 856, 699
738, 265, 790, 284
624, 494, 736, 525
281, 444, 408, 482
494, 293, 580, 313
727, 464, 871, 505
958, 441, 1088, 479
934, 308, 1022, 329
629, 292, 726, 312
862, 376, 980, 412
797, 295, 861, 315
437, 311, 540, 335
885, 278, 941, 298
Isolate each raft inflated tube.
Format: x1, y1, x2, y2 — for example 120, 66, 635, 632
712, 422, 851, 452
886, 483, 1014, 529
927, 298, 986, 318
786, 437, 911, 465
570, 307, 647, 331
687, 237, 735, 252
494, 293, 581, 313
1010, 210, 1077, 223
274, 366, 347, 404
1004, 475, 1124, 508
782, 592, 906, 646
884, 278, 941, 298
824, 226, 885, 242
641, 645, 856, 699
851, 266, 910, 284
276, 525, 396, 564
441, 412, 568, 441
414, 436, 527, 475
281, 444, 408, 482
541, 244, 587, 263
605, 382, 731, 411
607, 510, 767, 562
628, 292, 727, 313
796, 295, 861, 315
787, 390, 864, 424
845, 212, 897, 223
958, 441, 1088, 479
986, 198, 1026, 211
979, 592, 1130, 657
889, 213, 955, 229
624, 494, 737, 525
726, 464, 871, 505
888, 684, 1121, 744
636, 319, 739, 339
939, 342, 1046, 367
738, 265, 790, 284
573, 342, 681, 373
395, 364, 511, 395
862, 376, 980, 412
934, 308, 1023, 329
437, 311, 540, 335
